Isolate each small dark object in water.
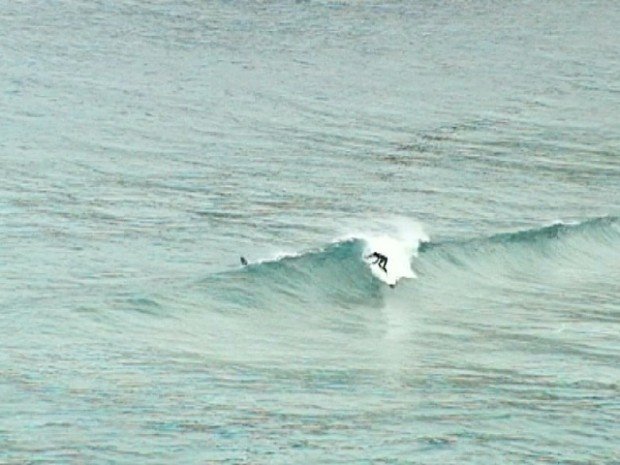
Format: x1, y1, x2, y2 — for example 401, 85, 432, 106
240, 256, 248, 266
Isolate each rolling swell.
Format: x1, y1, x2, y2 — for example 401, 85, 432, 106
417, 215, 620, 280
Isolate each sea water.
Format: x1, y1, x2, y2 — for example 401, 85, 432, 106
1, 1, 619, 463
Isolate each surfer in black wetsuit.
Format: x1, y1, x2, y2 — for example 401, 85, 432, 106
366, 252, 388, 272
240, 256, 248, 266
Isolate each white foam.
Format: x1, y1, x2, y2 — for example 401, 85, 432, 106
365, 235, 416, 285
338, 217, 429, 286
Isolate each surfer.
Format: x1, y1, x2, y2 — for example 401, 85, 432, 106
240, 256, 248, 266
366, 252, 388, 272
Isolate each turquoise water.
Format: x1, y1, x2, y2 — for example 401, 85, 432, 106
2, 1, 620, 463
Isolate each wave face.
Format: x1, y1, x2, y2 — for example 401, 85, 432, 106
207, 239, 382, 312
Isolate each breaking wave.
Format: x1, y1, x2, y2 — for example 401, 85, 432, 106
201, 216, 619, 312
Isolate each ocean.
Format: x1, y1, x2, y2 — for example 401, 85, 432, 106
2, 1, 619, 463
